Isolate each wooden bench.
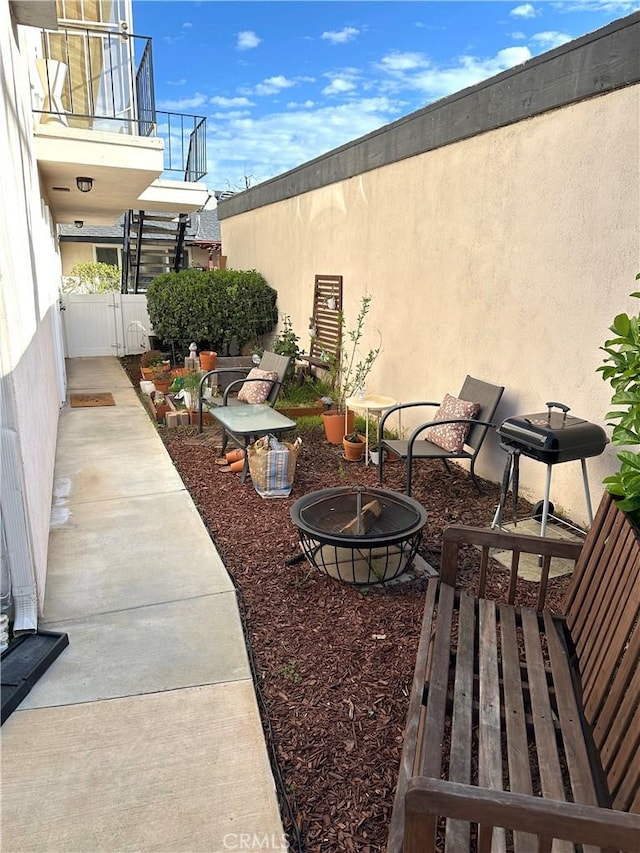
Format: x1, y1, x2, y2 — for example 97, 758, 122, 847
388, 493, 640, 852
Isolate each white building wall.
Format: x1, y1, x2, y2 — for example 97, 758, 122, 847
1, 1, 65, 614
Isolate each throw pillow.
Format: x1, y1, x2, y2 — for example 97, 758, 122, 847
425, 393, 480, 453
237, 368, 278, 405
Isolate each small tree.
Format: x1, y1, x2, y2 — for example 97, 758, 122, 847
63, 262, 120, 293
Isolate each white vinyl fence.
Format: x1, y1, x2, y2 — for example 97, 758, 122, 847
62, 293, 152, 357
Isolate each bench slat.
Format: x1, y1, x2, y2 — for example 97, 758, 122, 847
563, 492, 618, 624
478, 599, 507, 853
445, 592, 475, 852
500, 605, 538, 853
581, 532, 638, 715
543, 611, 599, 809
609, 701, 640, 814
387, 577, 439, 853
419, 583, 455, 779
520, 610, 570, 797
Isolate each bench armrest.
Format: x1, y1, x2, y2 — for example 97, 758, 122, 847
405, 777, 640, 853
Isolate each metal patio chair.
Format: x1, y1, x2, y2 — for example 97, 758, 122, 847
377, 375, 504, 495
197, 351, 290, 432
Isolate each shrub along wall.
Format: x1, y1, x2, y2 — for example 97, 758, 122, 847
146, 268, 278, 355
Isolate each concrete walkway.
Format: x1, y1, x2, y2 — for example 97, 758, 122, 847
1, 358, 285, 853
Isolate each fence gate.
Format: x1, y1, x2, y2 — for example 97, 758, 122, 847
62, 293, 152, 357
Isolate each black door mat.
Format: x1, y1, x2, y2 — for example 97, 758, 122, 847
1, 630, 69, 724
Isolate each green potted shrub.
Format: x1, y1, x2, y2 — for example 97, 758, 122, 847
322, 295, 381, 444
598, 277, 640, 526
140, 349, 167, 380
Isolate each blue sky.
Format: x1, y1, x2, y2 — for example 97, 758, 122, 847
132, 1, 638, 192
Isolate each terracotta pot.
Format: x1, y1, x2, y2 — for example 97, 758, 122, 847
343, 434, 366, 461
200, 351, 218, 372
226, 448, 246, 464
141, 367, 154, 380
322, 410, 354, 444
153, 377, 172, 393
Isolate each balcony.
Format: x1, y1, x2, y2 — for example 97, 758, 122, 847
32, 26, 209, 225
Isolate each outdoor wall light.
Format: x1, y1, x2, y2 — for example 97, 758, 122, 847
74, 220, 83, 228
75, 176, 93, 193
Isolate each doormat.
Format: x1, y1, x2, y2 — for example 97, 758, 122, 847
70, 392, 115, 408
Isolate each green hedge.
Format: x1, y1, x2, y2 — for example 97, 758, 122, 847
146, 269, 278, 353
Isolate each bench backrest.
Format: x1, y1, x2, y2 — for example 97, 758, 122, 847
562, 492, 640, 813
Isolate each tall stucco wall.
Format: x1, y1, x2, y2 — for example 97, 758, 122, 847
219, 84, 639, 526
1, 4, 65, 611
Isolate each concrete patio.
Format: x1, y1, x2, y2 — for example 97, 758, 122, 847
1, 357, 285, 852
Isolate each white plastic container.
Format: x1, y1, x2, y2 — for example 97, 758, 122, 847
139, 380, 155, 395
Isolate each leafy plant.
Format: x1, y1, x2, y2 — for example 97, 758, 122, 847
344, 430, 363, 444
182, 370, 203, 393
146, 269, 278, 353
328, 295, 381, 412
597, 277, 640, 522
273, 314, 302, 384
63, 261, 120, 293
140, 349, 165, 369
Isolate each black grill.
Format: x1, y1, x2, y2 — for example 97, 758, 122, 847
493, 402, 609, 533
497, 403, 608, 464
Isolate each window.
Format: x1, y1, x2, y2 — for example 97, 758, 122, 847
95, 246, 121, 268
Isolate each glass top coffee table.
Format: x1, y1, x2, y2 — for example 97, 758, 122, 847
211, 404, 297, 483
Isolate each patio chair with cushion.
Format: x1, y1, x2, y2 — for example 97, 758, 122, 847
377, 375, 504, 496
197, 351, 291, 432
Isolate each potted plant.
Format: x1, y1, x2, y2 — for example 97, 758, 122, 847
181, 369, 203, 412
343, 430, 366, 461
598, 277, 640, 527
369, 444, 383, 466
150, 363, 172, 393
322, 295, 381, 444
140, 349, 167, 380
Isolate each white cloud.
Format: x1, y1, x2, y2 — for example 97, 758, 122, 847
252, 76, 297, 96
286, 100, 316, 109
211, 110, 251, 120
379, 52, 430, 72
322, 77, 357, 96
206, 96, 403, 188
210, 95, 254, 108
237, 31, 261, 50
157, 93, 208, 110
167, 78, 187, 87
552, 0, 638, 12
377, 46, 532, 100
531, 30, 573, 48
510, 31, 527, 39
511, 4, 538, 17
182, 22, 192, 29
321, 27, 359, 45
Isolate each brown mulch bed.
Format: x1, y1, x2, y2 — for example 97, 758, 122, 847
121, 357, 573, 852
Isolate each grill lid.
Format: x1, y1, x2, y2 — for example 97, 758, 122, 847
497, 402, 608, 463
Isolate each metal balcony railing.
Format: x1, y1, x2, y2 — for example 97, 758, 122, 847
33, 26, 207, 180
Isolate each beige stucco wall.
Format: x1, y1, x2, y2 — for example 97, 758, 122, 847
59, 240, 95, 274
221, 86, 640, 526
1, 4, 65, 614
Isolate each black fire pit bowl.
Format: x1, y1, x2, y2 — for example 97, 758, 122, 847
290, 486, 427, 585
